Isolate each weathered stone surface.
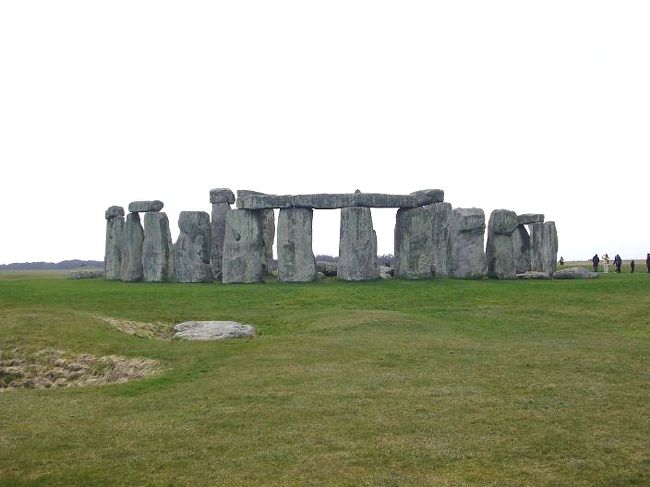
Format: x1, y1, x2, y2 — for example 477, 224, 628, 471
356, 193, 415, 208
449, 208, 487, 279
394, 207, 434, 279
209, 188, 236, 204
120, 212, 144, 282
222, 209, 264, 283
513, 225, 531, 273
553, 267, 598, 279
410, 189, 445, 206
516, 271, 551, 279
379, 266, 394, 279
69, 270, 104, 279
210, 202, 231, 280
541, 221, 558, 275
486, 209, 518, 279
105, 214, 124, 280
316, 261, 338, 276
142, 212, 174, 282
105, 206, 125, 220
529, 222, 545, 272
128, 200, 164, 213
261, 209, 275, 275
172, 321, 255, 341
337, 207, 379, 281
317, 271, 326, 280
292, 193, 357, 209
518, 214, 544, 225
429, 202, 452, 277
237, 192, 292, 209
174, 211, 213, 283
277, 208, 317, 282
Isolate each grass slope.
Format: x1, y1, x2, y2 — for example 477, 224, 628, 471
1, 273, 649, 486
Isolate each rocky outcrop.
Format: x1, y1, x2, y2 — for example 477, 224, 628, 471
486, 209, 518, 279
142, 212, 174, 282
174, 211, 213, 283
449, 208, 487, 279
128, 200, 164, 213
277, 208, 317, 282
337, 207, 379, 281
222, 209, 265, 283
120, 212, 144, 282
104, 207, 124, 281
394, 207, 434, 279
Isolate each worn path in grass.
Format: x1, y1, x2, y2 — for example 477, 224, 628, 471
1, 273, 649, 485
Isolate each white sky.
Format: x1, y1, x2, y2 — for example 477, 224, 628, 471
1, 1, 649, 264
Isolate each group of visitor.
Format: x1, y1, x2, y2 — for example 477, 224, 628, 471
589, 253, 650, 273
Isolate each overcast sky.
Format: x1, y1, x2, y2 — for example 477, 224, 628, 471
1, 1, 648, 264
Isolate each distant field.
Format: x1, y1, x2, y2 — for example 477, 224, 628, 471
1, 273, 649, 485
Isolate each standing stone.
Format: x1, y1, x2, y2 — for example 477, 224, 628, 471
222, 209, 264, 283
104, 207, 125, 280
529, 222, 545, 272
174, 211, 213, 283
486, 209, 519, 279
120, 212, 144, 282
541, 221, 558, 275
512, 225, 532, 273
209, 189, 235, 280
429, 202, 453, 277
261, 209, 275, 275
143, 212, 174, 282
277, 208, 317, 282
394, 207, 434, 279
449, 208, 487, 279
337, 207, 379, 281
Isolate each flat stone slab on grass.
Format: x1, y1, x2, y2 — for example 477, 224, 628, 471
173, 321, 256, 341
553, 267, 599, 279
516, 271, 551, 280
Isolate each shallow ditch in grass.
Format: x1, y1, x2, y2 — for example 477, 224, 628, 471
0, 347, 160, 391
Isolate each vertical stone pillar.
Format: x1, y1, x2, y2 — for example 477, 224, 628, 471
449, 208, 487, 279
210, 188, 235, 280
486, 209, 518, 279
429, 202, 452, 277
261, 209, 275, 275
529, 222, 545, 272
512, 225, 531, 273
222, 209, 264, 283
143, 212, 174, 282
174, 211, 213, 283
120, 212, 144, 282
541, 221, 558, 275
277, 207, 317, 282
394, 207, 434, 279
104, 206, 125, 280
337, 207, 379, 281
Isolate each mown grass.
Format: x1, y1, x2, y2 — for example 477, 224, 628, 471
1, 272, 649, 486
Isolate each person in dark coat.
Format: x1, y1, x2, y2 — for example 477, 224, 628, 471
614, 254, 622, 273
646, 254, 650, 273
592, 254, 600, 272
630, 260, 635, 273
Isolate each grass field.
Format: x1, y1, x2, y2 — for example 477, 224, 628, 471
1, 271, 649, 486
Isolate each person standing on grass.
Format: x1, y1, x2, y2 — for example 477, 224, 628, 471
614, 254, 622, 273
631, 260, 635, 273
592, 254, 600, 272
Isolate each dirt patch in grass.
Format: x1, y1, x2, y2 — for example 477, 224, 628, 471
93, 315, 173, 339
0, 347, 160, 391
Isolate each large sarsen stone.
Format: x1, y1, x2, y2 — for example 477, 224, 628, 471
104, 211, 124, 280
486, 209, 518, 279
277, 208, 317, 282
222, 209, 265, 283
337, 207, 379, 281
120, 212, 144, 282
449, 208, 487, 279
394, 207, 434, 279
174, 211, 213, 283
143, 212, 174, 282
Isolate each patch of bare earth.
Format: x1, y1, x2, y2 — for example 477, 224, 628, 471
0, 347, 160, 391
92, 315, 172, 339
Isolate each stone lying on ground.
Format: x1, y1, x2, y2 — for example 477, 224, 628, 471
277, 207, 317, 282
553, 267, 599, 279
172, 321, 256, 341
394, 206, 434, 279
209, 188, 236, 204
486, 209, 518, 279
222, 209, 265, 283
143, 212, 175, 282
518, 213, 544, 225
337, 207, 379, 281
379, 266, 393, 279
449, 208, 487, 279
120, 212, 144, 281
174, 211, 213, 282
69, 270, 104, 279
316, 261, 338, 276
105, 206, 125, 220
516, 271, 551, 279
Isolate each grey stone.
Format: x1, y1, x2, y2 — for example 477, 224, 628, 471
449, 208, 487, 279
291, 193, 358, 209
316, 261, 338, 276
105, 214, 124, 280
142, 212, 174, 282
174, 211, 213, 283
337, 207, 379, 281
222, 209, 265, 283
379, 266, 394, 279
516, 271, 551, 279
210, 202, 231, 280
105, 206, 125, 220
317, 271, 326, 280
429, 202, 452, 278
394, 207, 434, 279
410, 189, 445, 206
120, 212, 144, 282
529, 222, 545, 272
513, 225, 532, 273
261, 209, 275, 275
486, 209, 518, 279
518, 214, 544, 225
541, 221, 558, 275
553, 267, 598, 279
277, 208, 317, 282
237, 192, 292, 209
172, 321, 256, 341
209, 188, 236, 204
69, 270, 104, 279
356, 193, 415, 208
128, 200, 164, 213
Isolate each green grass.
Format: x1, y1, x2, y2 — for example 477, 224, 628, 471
1, 272, 649, 486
